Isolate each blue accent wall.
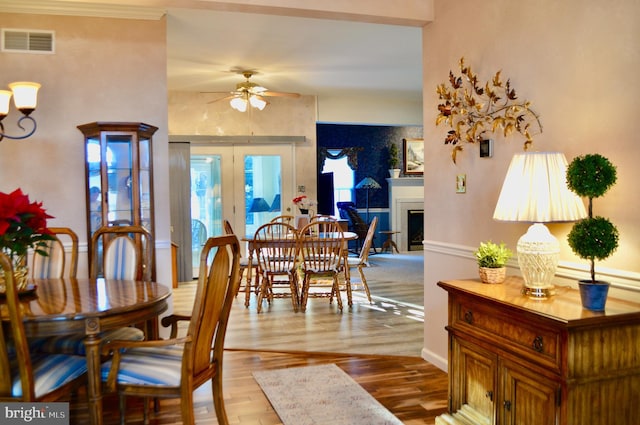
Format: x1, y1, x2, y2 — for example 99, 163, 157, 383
316, 123, 423, 210
317, 123, 423, 249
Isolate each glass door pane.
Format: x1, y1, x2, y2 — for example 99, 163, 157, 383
190, 143, 294, 268
244, 154, 282, 236
190, 154, 222, 275
233, 145, 294, 240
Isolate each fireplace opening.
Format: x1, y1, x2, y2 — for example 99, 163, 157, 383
407, 209, 424, 251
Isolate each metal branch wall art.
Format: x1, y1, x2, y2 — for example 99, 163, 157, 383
436, 58, 543, 163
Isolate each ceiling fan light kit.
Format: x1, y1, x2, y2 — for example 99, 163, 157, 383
206, 70, 300, 112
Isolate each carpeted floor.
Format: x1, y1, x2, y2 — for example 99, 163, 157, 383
253, 363, 404, 425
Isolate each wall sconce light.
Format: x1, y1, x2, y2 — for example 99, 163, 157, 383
0, 81, 41, 141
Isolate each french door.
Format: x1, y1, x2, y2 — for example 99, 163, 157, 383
190, 143, 295, 275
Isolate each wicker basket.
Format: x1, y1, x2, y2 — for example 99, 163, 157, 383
478, 267, 506, 284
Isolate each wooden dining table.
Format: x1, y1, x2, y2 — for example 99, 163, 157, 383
242, 231, 357, 307
0, 277, 171, 425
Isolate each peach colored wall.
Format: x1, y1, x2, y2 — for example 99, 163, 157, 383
0, 12, 171, 283
422, 0, 640, 370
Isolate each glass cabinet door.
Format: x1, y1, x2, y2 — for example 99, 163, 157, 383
105, 135, 134, 226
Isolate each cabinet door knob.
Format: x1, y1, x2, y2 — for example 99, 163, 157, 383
486, 390, 493, 401
503, 400, 512, 411
464, 310, 474, 324
532, 336, 544, 353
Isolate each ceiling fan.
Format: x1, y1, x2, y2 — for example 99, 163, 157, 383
205, 71, 300, 112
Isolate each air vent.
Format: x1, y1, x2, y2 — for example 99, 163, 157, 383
2, 29, 54, 53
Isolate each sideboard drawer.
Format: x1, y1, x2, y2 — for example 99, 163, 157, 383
451, 298, 562, 370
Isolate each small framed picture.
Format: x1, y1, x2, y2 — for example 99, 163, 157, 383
456, 174, 466, 193
403, 138, 424, 175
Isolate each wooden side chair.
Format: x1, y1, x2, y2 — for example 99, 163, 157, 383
100, 234, 241, 425
298, 221, 344, 312
253, 222, 300, 313
270, 215, 294, 225
223, 219, 259, 305
91, 225, 154, 281
31, 227, 79, 279
343, 216, 378, 305
0, 253, 87, 402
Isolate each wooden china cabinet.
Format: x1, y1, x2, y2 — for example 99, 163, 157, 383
436, 277, 640, 425
78, 122, 158, 278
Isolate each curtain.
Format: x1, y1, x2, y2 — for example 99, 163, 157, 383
318, 147, 363, 171
169, 142, 193, 283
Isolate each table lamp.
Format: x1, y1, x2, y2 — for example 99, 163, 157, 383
493, 152, 587, 298
356, 177, 381, 223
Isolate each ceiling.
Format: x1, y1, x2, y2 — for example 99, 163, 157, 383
1, 1, 424, 103
166, 8, 423, 102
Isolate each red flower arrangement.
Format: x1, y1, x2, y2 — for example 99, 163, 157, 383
0, 188, 54, 262
292, 195, 316, 210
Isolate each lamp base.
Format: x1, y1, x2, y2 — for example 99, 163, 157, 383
521, 285, 556, 298
517, 223, 560, 298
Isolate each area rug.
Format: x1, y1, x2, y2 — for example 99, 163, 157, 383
253, 363, 403, 425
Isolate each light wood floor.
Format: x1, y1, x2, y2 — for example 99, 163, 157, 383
69, 252, 449, 424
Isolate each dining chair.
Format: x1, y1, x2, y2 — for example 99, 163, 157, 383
191, 218, 207, 252
31, 226, 79, 279
0, 252, 88, 402
100, 234, 241, 425
270, 214, 294, 225
223, 219, 259, 302
90, 225, 154, 281
298, 220, 344, 312
32, 226, 151, 356
343, 216, 378, 305
252, 222, 300, 313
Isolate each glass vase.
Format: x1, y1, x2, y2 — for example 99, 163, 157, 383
0, 254, 29, 294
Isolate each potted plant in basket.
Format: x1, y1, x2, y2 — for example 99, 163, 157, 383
566, 154, 619, 311
0, 188, 54, 293
474, 241, 512, 284
388, 142, 400, 178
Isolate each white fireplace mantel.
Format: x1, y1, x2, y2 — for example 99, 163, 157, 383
387, 177, 424, 251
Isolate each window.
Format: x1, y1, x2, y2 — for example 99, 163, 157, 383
322, 150, 354, 215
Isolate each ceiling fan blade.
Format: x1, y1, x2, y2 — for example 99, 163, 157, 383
260, 91, 301, 98
206, 94, 237, 104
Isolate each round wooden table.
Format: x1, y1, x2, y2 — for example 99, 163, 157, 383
1, 277, 170, 425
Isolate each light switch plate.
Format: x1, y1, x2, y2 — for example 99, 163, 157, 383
480, 139, 493, 158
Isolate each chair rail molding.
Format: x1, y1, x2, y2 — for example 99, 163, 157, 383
423, 240, 640, 294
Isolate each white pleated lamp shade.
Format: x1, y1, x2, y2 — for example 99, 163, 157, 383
493, 152, 587, 223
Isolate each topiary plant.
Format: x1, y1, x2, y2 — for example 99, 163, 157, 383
388, 143, 399, 169
566, 154, 619, 283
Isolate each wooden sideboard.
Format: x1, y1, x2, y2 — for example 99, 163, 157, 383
436, 276, 640, 425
